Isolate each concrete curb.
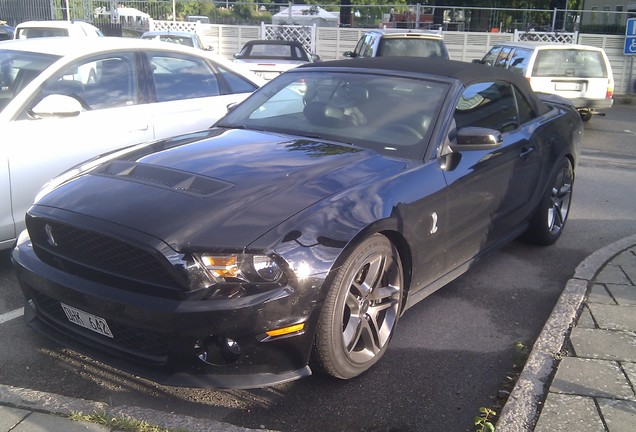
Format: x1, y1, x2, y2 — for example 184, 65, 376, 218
0, 383, 271, 432
496, 233, 636, 431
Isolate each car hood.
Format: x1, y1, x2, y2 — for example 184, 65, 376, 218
35, 128, 405, 251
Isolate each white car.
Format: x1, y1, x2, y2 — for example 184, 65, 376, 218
476, 42, 614, 121
233, 39, 320, 80
0, 37, 265, 250
14, 20, 104, 38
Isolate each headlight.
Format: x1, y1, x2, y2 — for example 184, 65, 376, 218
186, 253, 285, 295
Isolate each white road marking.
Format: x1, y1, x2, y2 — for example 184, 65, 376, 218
0, 307, 24, 324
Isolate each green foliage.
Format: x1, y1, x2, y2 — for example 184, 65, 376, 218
68, 410, 186, 432
475, 407, 496, 432
233, 0, 256, 20
177, 0, 216, 19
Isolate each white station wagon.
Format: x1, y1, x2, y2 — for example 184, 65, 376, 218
0, 37, 264, 250
476, 42, 614, 121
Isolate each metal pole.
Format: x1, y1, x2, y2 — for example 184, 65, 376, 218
629, 57, 635, 95
173, 0, 176, 22
416, 3, 421, 29
551, 8, 557, 32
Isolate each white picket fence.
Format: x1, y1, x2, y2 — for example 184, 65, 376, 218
153, 21, 636, 95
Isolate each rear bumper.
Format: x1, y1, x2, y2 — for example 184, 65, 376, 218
569, 97, 614, 110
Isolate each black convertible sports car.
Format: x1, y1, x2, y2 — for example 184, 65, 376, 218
12, 58, 582, 389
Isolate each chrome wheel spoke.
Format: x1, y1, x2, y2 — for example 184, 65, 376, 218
342, 251, 401, 364
548, 172, 572, 232
352, 254, 384, 297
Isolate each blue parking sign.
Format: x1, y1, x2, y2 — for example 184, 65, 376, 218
626, 18, 636, 55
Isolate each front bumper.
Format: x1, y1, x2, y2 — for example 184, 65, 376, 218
12, 242, 318, 389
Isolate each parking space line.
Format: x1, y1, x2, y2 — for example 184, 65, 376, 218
0, 307, 24, 324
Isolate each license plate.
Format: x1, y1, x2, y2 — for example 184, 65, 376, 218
256, 71, 280, 80
61, 303, 113, 338
555, 82, 583, 91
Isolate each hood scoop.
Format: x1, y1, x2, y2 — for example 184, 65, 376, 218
91, 161, 234, 197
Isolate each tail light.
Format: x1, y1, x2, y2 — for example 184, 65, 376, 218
606, 80, 614, 99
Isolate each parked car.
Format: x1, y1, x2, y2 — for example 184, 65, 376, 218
14, 20, 104, 38
343, 28, 449, 59
0, 22, 14, 41
141, 30, 212, 51
474, 42, 614, 121
0, 37, 264, 251
233, 39, 320, 80
12, 58, 582, 389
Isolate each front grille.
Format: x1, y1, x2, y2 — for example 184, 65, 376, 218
31, 290, 169, 362
27, 217, 187, 298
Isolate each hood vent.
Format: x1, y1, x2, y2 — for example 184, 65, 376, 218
92, 161, 234, 197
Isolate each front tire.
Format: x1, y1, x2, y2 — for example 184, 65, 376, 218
524, 158, 574, 245
312, 234, 403, 379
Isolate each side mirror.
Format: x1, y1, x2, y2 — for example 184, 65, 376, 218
451, 127, 503, 151
312, 54, 321, 62
29, 94, 83, 119
343, 51, 356, 58
472, 59, 484, 64
233, 53, 240, 59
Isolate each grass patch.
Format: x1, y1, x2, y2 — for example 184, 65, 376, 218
68, 410, 188, 432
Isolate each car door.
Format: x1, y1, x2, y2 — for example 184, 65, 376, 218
143, 51, 258, 139
441, 80, 541, 269
5, 51, 153, 239
0, 148, 13, 248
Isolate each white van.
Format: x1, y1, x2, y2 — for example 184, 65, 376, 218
476, 42, 614, 121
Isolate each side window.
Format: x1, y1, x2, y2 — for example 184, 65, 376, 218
353, 37, 365, 57
494, 47, 513, 68
513, 86, 534, 125
148, 53, 220, 102
41, 52, 138, 111
482, 47, 502, 66
508, 49, 532, 75
454, 81, 519, 133
217, 65, 258, 94
358, 35, 375, 57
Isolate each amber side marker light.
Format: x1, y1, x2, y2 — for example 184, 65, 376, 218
266, 323, 305, 337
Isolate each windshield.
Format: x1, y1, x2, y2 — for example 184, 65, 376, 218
218, 70, 449, 159
0, 49, 60, 114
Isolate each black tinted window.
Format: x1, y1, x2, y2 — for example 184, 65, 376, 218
455, 81, 519, 132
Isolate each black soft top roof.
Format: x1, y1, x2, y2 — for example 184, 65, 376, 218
300, 57, 549, 115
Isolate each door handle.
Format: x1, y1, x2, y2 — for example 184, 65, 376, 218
129, 125, 150, 132
519, 146, 535, 159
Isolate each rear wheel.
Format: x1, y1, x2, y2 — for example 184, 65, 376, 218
524, 158, 574, 245
312, 234, 403, 379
